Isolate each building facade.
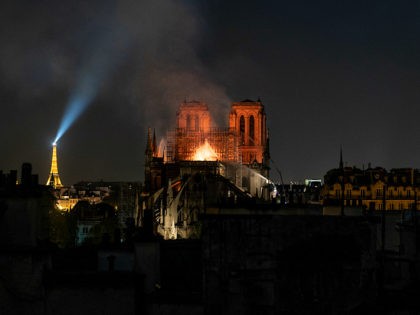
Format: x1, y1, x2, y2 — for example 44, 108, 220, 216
321, 166, 420, 211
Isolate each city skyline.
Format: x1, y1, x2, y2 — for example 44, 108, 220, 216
1, 0, 419, 184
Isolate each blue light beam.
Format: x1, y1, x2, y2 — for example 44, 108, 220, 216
53, 23, 127, 144
53, 72, 100, 144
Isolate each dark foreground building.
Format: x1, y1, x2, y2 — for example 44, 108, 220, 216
201, 214, 377, 314
5, 212, 420, 315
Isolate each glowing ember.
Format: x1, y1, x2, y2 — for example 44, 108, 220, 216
192, 139, 218, 161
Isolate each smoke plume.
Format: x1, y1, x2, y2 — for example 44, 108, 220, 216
116, 0, 231, 135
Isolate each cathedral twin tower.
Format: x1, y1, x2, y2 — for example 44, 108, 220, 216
229, 99, 269, 166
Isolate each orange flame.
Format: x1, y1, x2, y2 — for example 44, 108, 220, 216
192, 139, 218, 161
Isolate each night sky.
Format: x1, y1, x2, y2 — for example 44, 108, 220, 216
1, 0, 419, 184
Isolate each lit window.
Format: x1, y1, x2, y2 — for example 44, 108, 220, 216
240, 116, 245, 144
249, 115, 255, 145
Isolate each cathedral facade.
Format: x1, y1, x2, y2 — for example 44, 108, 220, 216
145, 99, 270, 194
143, 99, 271, 239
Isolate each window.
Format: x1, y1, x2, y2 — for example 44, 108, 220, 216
240, 116, 245, 144
361, 189, 366, 198
195, 115, 199, 131
249, 115, 255, 144
376, 189, 383, 197
186, 114, 191, 130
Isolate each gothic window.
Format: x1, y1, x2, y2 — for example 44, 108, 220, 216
195, 115, 199, 131
249, 115, 255, 145
240, 115, 245, 144
186, 114, 191, 130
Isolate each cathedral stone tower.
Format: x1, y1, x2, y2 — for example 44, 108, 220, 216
229, 99, 269, 166
173, 100, 213, 161
46, 143, 63, 189
176, 100, 211, 132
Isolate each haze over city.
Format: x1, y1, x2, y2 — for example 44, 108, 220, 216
1, 0, 419, 184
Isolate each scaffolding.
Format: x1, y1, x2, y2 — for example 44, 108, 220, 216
165, 127, 239, 163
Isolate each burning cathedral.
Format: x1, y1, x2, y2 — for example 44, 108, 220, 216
143, 99, 272, 239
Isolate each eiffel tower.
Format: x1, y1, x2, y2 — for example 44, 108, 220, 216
46, 143, 63, 188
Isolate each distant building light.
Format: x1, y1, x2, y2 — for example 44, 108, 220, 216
305, 179, 322, 186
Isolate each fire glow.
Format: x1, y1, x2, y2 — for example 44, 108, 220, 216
192, 140, 218, 161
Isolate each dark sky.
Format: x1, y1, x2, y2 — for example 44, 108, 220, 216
1, 0, 419, 184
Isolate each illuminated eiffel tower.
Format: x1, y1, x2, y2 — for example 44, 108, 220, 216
46, 143, 63, 188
